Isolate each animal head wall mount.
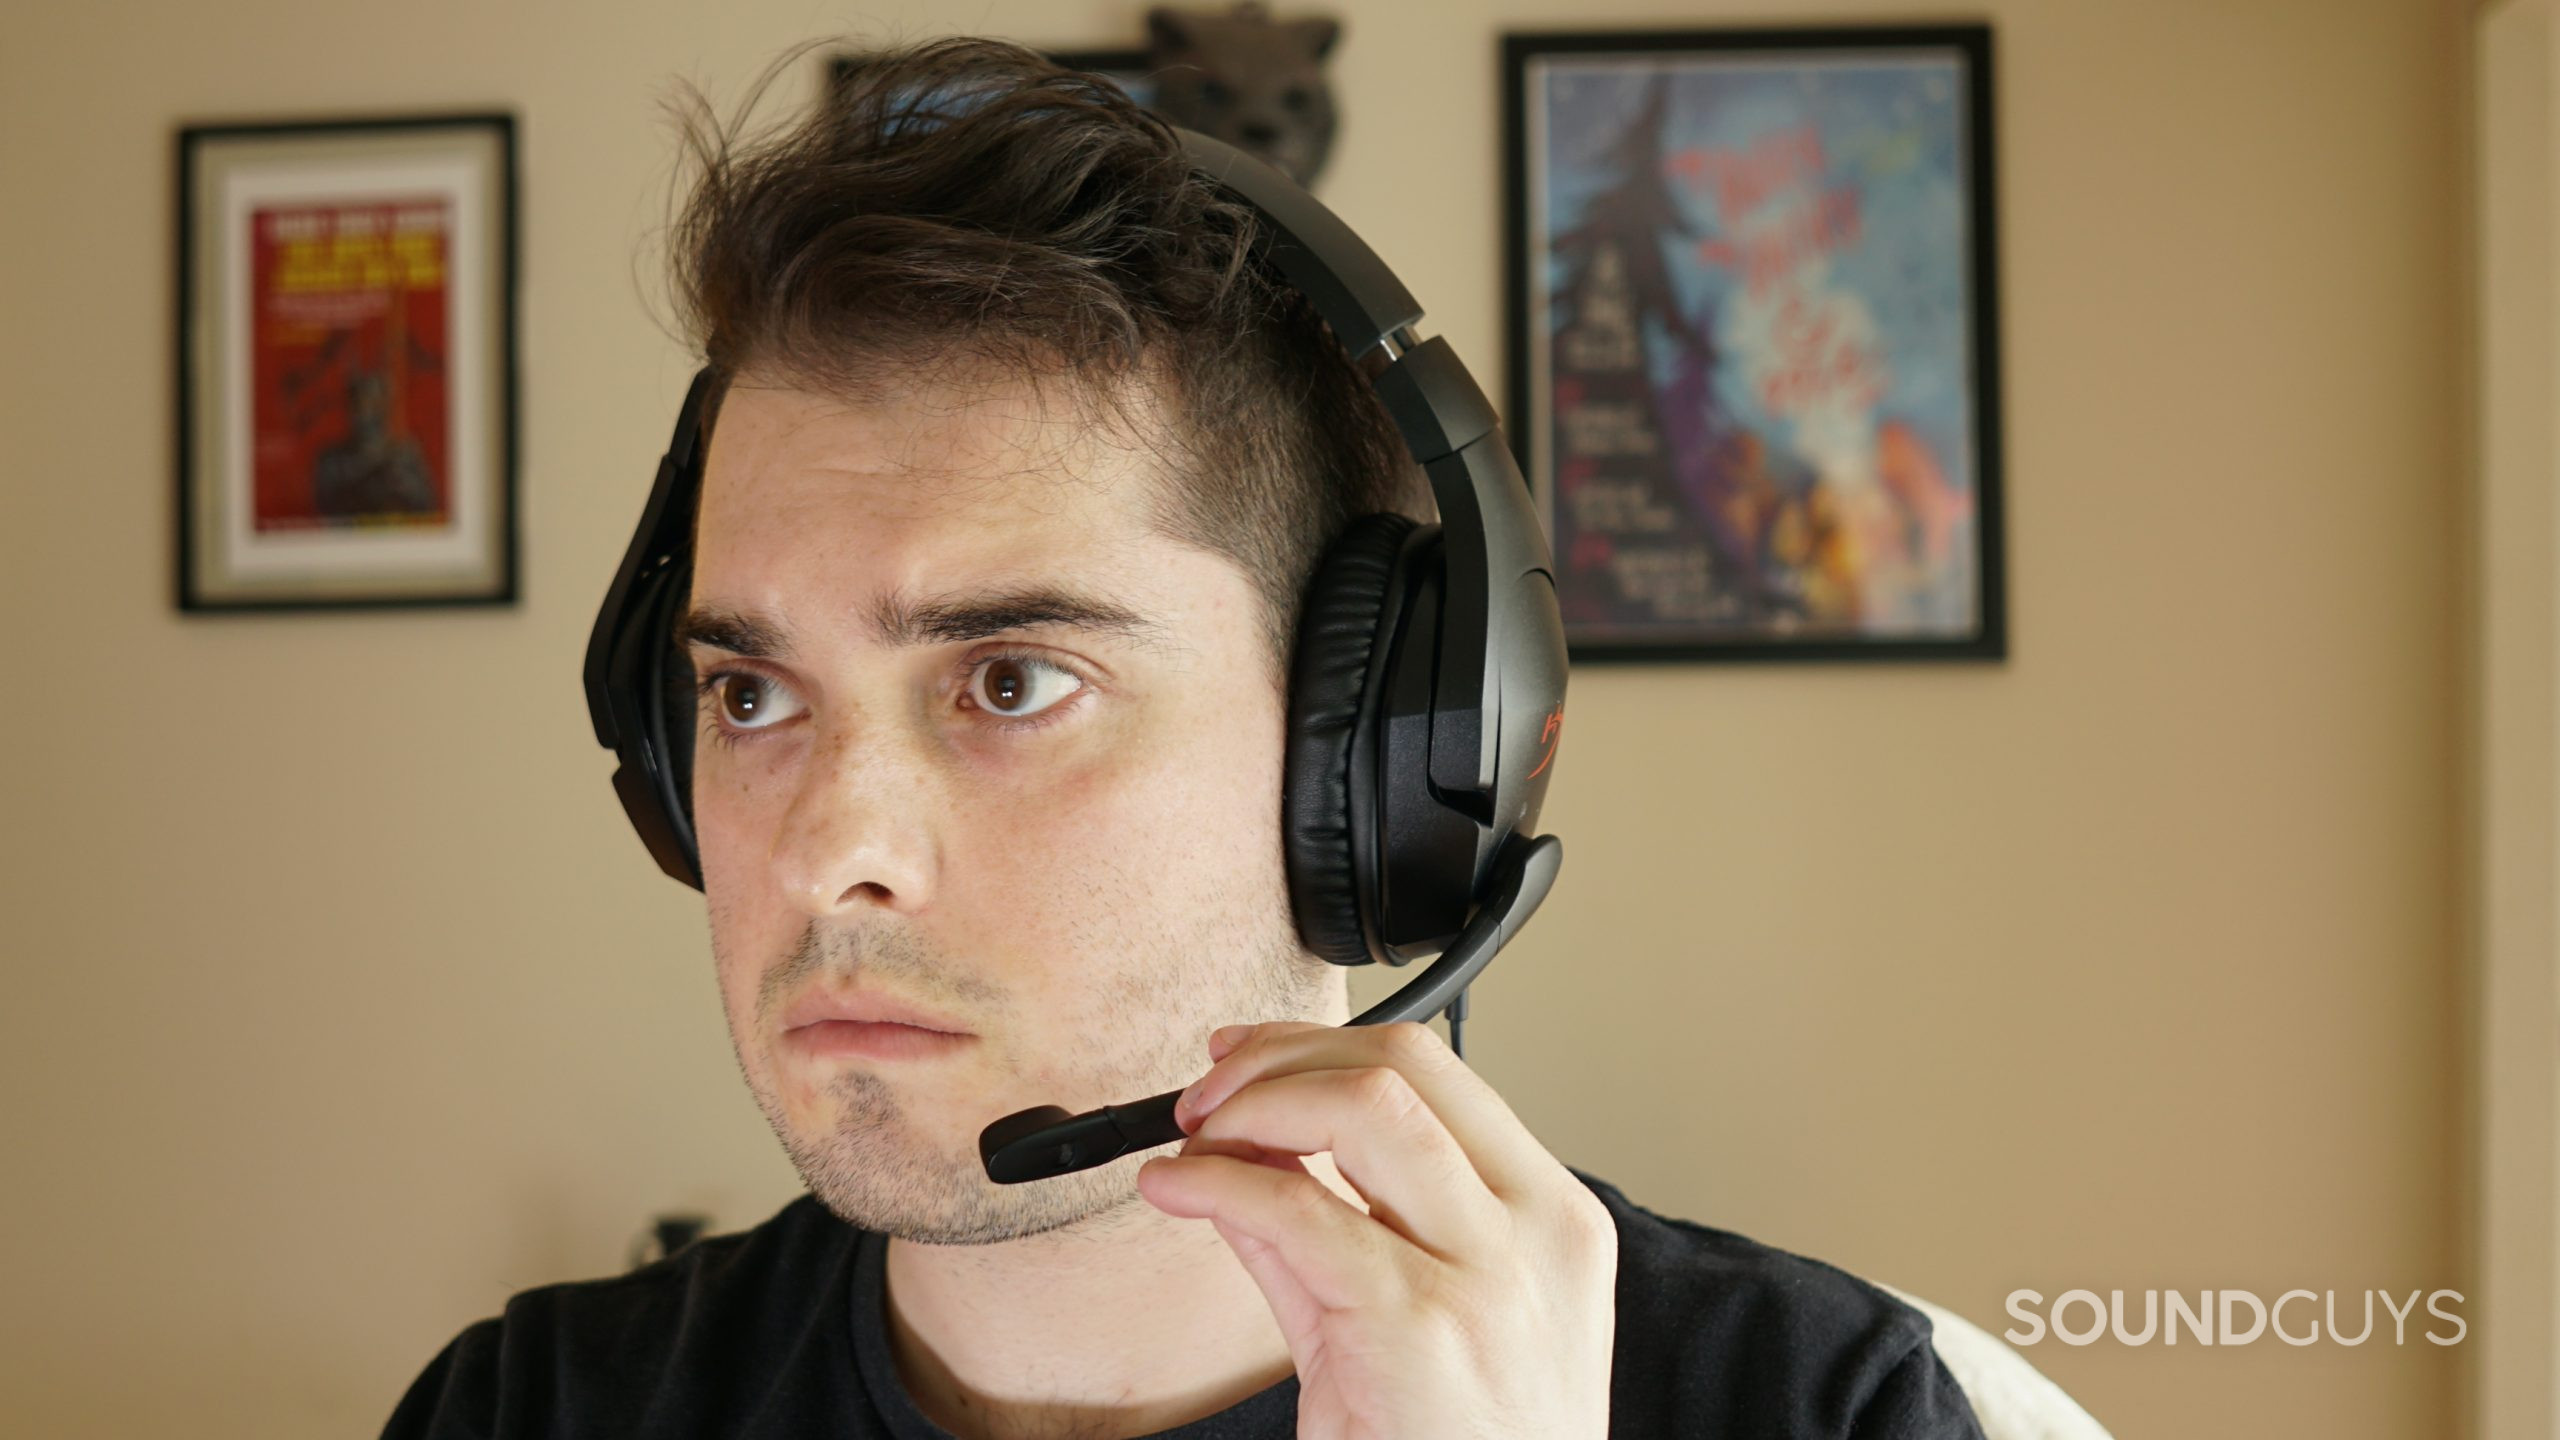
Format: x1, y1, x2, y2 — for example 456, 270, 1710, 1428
1143, 3, 1341, 188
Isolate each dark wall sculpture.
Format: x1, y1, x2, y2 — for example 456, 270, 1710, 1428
1143, 3, 1342, 188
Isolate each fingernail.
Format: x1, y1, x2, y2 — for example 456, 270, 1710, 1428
1210, 1023, 1250, 1053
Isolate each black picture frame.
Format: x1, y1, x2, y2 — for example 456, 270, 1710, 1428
1503, 26, 2005, 663
175, 112, 519, 612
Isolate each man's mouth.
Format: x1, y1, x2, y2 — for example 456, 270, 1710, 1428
779, 987, 976, 1062
785, 1018, 974, 1061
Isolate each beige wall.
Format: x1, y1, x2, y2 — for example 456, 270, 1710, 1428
0, 0, 2471, 1435
2473, 0, 2552, 1434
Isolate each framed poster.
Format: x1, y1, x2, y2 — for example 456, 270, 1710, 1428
176, 113, 517, 611
1504, 27, 2004, 662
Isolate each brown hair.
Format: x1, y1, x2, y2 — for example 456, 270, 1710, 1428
665, 35, 1428, 678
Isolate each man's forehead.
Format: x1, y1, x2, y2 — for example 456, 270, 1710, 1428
681, 374, 1207, 661
707, 368, 1170, 493
695, 370, 1179, 547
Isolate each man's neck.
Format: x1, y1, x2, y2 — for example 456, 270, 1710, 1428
882, 1155, 1358, 1440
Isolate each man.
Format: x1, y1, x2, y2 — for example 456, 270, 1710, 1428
385, 36, 1983, 1440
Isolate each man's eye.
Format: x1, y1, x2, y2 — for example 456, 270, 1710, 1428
967, 654, 1084, 721
701, 671, 806, 732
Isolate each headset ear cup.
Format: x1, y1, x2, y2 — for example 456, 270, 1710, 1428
656, 619, 697, 841
597, 556, 705, 890
642, 562, 701, 885
1283, 513, 1417, 965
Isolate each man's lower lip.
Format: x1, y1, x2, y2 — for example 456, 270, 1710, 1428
786, 1019, 974, 1060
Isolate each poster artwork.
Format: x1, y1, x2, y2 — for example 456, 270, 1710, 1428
1536, 55, 1984, 643
249, 199, 453, 532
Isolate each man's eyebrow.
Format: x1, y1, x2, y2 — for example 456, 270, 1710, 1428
672, 606, 792, 660
674, 587, 1173, 657
873, 586, 1174, 649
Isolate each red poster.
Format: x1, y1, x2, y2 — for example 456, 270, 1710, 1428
248, 200, 454, 531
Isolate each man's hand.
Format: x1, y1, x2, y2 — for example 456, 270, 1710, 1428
1134, 1020, 1617, 1440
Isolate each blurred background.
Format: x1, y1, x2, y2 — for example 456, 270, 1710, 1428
0, 0, 2520, 1434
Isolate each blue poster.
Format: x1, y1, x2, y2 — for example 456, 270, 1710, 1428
1517, 34, 2001, 655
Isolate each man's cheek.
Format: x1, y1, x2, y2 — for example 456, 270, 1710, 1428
709, 957, 771, 1081
987, 742, 1175, 859
689, 773, 757, 897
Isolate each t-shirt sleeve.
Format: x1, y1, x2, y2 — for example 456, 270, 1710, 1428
1849, 1332, 1987, 1440
379, 1318, 502, 1440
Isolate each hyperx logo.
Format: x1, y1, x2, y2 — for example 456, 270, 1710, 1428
1528, 704, 1564, 779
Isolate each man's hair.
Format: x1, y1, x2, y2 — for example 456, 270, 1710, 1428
667, 36, 1430, 678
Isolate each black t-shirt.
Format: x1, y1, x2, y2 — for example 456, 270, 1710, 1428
383, 1171, 1983, 1439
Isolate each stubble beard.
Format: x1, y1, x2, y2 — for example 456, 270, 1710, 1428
723, 914, 1333, 1246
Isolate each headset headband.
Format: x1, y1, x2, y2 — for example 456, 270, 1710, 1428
1175, 131, 1542, 807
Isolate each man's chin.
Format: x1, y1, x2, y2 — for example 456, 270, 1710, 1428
785, 1132, 1150, 1245
765, 1091, 1148, 1245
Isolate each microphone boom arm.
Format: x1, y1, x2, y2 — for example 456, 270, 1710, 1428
978, 834, 1564, 1185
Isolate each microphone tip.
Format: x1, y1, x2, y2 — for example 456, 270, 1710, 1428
978, 1105, 1075, 1170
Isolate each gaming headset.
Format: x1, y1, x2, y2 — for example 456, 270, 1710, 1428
582, 127, 1568, 1185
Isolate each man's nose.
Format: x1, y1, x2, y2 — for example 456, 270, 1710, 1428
768, 721, 938, 920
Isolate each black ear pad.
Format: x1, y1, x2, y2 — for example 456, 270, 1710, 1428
1283, 512, 1419, 965
650, 570, 699, 844
606, 558, 704, 891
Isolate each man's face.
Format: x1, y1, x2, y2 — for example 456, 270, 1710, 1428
684, 370, 1337, 1244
